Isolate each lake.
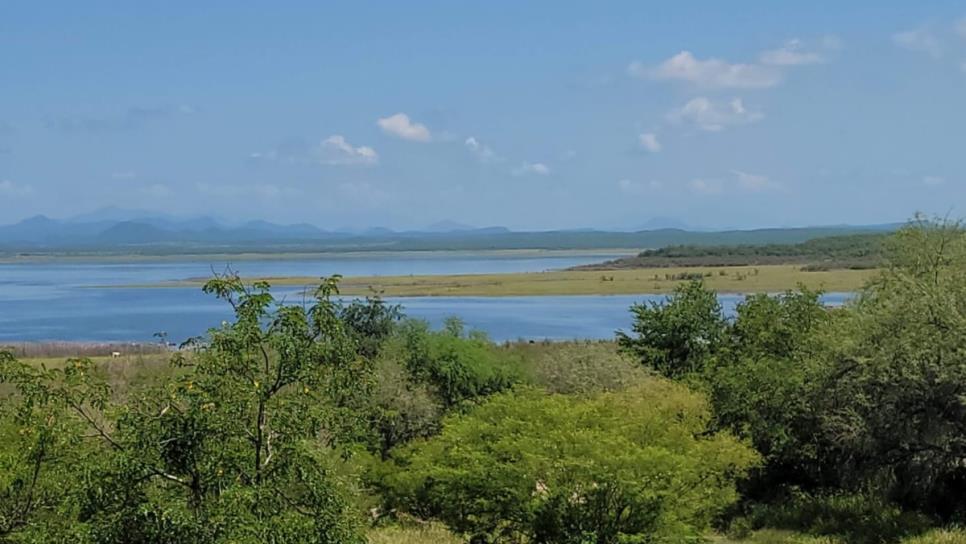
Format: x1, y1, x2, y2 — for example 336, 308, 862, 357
0, 252, 852, 343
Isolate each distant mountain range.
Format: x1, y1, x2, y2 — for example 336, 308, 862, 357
0, 208, 903, 256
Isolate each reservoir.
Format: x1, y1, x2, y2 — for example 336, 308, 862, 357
0, 252, 851, 343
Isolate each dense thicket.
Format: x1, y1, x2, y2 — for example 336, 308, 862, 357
578, 233, 885, 270
376, 384, 758, 543
616, 218, 966, 541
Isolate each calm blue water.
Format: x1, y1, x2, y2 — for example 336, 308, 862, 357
0, 253, 852, 343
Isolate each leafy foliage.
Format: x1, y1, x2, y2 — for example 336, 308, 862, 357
0, 273, 372, 543
813, 218, 966, 515
401, 319, 522, 409
618, 280, 728, 379
512, 340, 651, 395
378, 382, 759, 543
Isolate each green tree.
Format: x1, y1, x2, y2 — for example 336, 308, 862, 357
703, 289, 836, 494
339, 292, 402, 359
617, 280, 727, 379
401, 320, 522, 409
378, 381, 758, 543
815, 218, 966, 515
0, 273, 371, 543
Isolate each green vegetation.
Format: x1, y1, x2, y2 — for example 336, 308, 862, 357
5, 218, 966, 543
143, 264, 876, 296
578, 233, 886, 270
376, 384, 757, 543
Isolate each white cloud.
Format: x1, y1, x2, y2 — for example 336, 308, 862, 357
922, 175, 946, 186
732, 170, 773, 191
689, 178, 724, 195
250, 136, 377, 167
317, 135, 379, 166
618, 179, 662, 195
667, 97, 763, 131
892, 28, 942, 58
512, 162, 551, 176
759, 39, 824, 66
465, 136, 500, 162
637, 51, 781, 89
377, 112, 431, 142
0, 180, 32, 196
638, 133, 662, 153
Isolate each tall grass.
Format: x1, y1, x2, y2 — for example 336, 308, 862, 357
2, 341, 168, 359
367, 523, 462, 544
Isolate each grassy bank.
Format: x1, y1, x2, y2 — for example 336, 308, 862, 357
137, 264, 876, 296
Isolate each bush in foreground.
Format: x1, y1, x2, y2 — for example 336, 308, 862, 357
377, 380, 758, 543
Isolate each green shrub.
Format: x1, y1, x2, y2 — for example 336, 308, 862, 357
741, 492, 931, 544
368, 356, 443, 459
378, 380, 758, 543
510, 341, 650, 395
402, 321, 523, 408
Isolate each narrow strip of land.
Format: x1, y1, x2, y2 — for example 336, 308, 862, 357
133, 265, 876, 296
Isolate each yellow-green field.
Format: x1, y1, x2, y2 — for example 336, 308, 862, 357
144, 265, 877, 297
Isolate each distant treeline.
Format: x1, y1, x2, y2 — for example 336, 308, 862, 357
574, 233, 887, 270
0, 218, 897, 256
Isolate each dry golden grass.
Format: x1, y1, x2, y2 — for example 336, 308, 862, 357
900, 529, 966, 544
711, 529, 842, 543
367, 523, 463, 544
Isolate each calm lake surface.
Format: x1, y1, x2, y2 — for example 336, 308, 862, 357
0, 252, 852, 343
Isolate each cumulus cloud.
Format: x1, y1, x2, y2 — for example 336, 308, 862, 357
892, 27, 942, 58
638, 133, 662, 153
317, 135, 378, 165
512, 162, 551, 176
634, 51, 781, 89
667, 97, 763, 131
377, 113, 431, 142
0, 180, 32, 196
250, 136, 377, 167
631, 39, 835, 90
618, 179, 662, 195
689, 178, 724, 195
759, 39, 825, 66
465, 136, 500, 162
732, 170, 774, 191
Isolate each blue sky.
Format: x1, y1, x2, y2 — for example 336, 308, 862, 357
1, 1, 965, 230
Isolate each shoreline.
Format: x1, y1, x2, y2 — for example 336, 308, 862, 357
0, 248, 639, 265
110, 265, 877, 297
